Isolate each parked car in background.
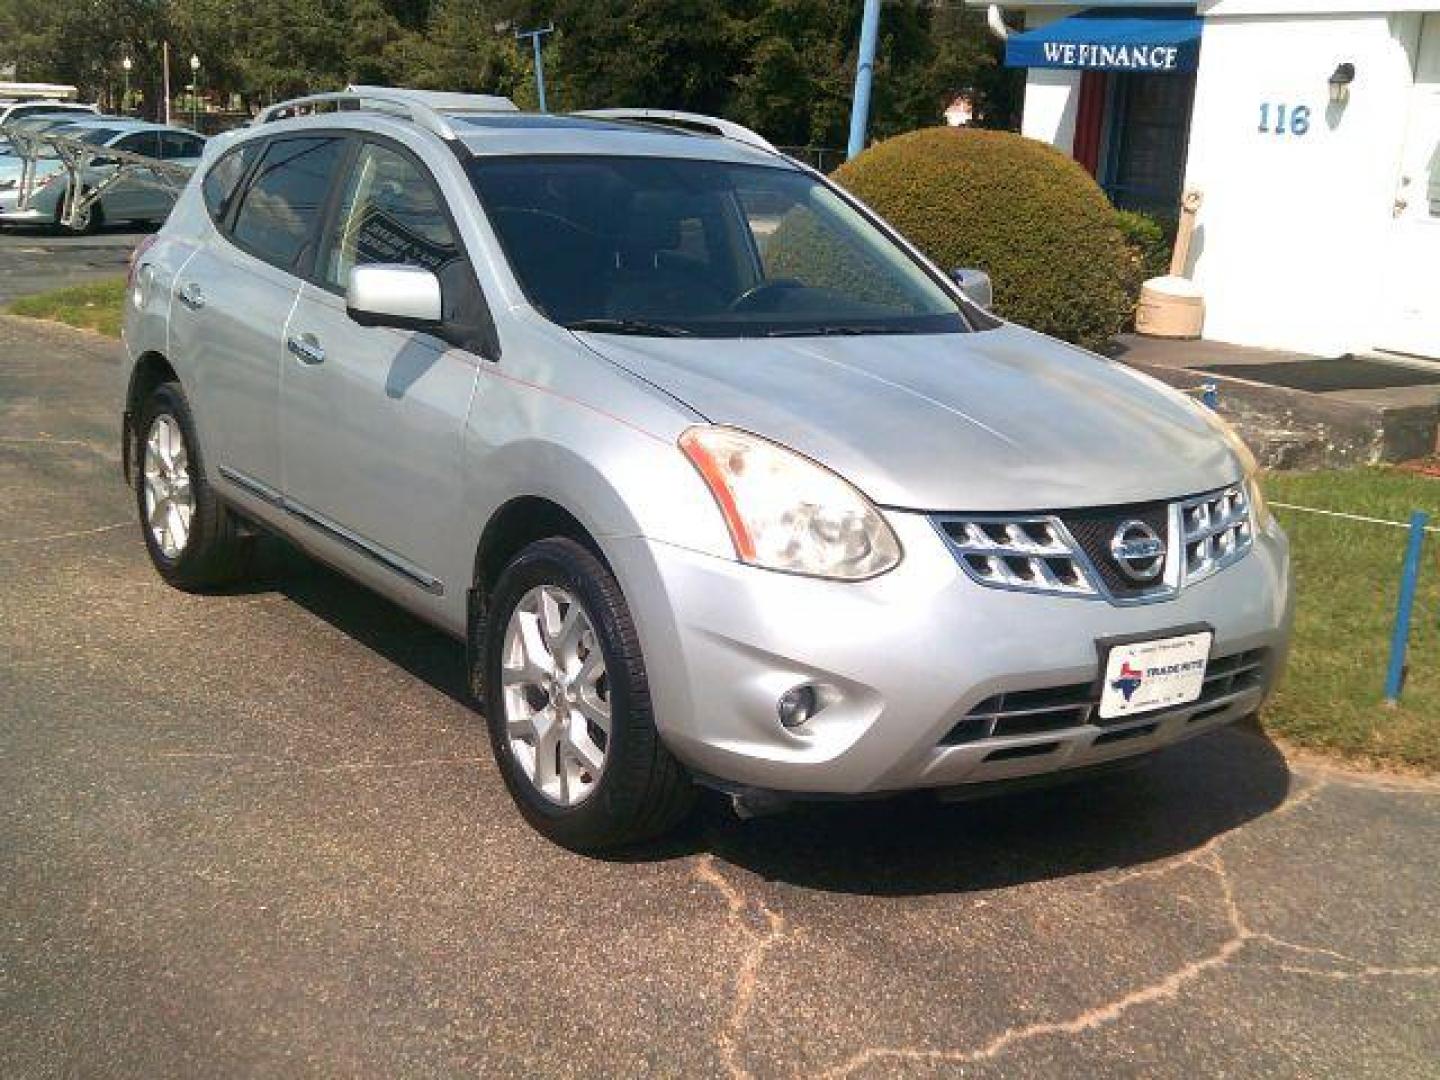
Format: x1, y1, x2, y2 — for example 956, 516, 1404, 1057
0, 100, 98, 128
0, 119, 204, 233
0, 115, 124, 212
121, 89, 1293, 851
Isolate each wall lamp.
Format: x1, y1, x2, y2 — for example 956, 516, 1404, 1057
1329, 62, 1356, 105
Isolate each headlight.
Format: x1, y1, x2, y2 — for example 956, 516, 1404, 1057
1246, 470, 1273, 530
679, 425, 902, 580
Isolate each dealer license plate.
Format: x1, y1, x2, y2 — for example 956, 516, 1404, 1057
1099, 631, 1213, 720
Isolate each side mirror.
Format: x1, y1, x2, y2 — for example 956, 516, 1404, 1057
346, 263, 442, 330
949, 267, 993, 311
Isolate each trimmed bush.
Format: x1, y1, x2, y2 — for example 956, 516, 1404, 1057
1114, 208, 1174, 283
831, 127, 1139, 349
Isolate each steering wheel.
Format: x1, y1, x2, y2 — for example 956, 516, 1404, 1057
727, 278, 804, 313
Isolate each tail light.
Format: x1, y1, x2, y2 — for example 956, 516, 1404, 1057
127, 234, 158, 289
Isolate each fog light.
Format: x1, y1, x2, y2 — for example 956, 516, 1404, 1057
777, 685, 818, 729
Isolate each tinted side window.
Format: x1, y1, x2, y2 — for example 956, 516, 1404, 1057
230, 137, 345, 270
159, 132, 204, 160
319, 142, 460, 291
202, 142, 261, 224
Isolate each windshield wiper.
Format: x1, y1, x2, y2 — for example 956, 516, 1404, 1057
761, 324, 893, 338
565, 318, 694, 337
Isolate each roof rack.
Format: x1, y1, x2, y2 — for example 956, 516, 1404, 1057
255, 86, 517, 141
574, 109, 777, 154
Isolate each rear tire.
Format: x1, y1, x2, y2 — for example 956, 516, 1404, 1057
482, 537, 695, 850
135, 381, 250, 590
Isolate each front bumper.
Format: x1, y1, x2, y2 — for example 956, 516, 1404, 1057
606, 510, 1293, 795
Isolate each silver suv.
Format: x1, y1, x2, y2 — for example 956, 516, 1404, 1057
121, 88, 1293, 850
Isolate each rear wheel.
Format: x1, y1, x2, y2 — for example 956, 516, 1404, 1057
482, 538, 695, 850
135, 381, 250, 589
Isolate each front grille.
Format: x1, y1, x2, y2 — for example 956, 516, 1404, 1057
940, 648, 1269, 746
936, 517, 1096, 597
1058, 501, 1171, 599
1180, 487, 1253, 584
933, 482, 1254, 605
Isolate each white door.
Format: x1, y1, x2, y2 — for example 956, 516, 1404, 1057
1377, 16, 1440, 359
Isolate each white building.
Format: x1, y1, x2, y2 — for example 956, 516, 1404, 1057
981, 1, 1438, 360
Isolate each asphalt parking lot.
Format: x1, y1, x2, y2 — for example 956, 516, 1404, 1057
2, 314, 1437, 1077
0, 224, 151, 303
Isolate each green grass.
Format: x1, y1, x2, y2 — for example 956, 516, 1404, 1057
8, 276, 126, 338
1264, 467, 1440, 772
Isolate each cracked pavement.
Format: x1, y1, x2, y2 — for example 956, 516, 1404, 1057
2, 316, 1437, 1077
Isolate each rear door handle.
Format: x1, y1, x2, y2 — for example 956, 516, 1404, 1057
177, 281, 204, 310
286, 334, 325, 365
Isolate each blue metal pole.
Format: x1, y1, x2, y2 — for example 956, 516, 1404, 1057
532, 32, 547, 113
846, 0, 882, 160
1384, 510, 1429, 704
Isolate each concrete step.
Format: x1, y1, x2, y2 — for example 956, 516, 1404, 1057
1108, 336, 1440, 469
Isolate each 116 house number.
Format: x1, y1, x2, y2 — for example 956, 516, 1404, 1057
1258, 103, 1312, 136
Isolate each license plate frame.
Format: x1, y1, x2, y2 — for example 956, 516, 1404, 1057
1097, 626, 1214, 721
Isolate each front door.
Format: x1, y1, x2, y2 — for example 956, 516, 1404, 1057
103, 130, 167, 221
1376, 15, 1440, 359
279, 138, 483, 600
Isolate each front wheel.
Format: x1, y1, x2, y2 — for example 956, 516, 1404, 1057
58, 190, 103, 235
135, 381, 250, 589
482, 538, 695, 850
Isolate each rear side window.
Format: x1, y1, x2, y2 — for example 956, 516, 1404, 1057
202, 142, 261, 223
230, 137, 345, 271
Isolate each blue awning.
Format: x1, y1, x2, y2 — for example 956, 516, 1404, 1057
1005, 9, 1202, 74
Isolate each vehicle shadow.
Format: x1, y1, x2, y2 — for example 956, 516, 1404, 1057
238, 538, 472, 707
237, 539, 1293, 898
658, 724, 1293, 897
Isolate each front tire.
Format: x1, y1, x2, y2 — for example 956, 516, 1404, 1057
58, 189, 103, 235
135, 381, 250, 589
482, 538, 695, 850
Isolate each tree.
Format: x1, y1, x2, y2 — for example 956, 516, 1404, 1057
400, 0, 527, 100
0, 0, 1018, 141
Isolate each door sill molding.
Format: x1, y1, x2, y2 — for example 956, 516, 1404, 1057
217, 465, 444, 596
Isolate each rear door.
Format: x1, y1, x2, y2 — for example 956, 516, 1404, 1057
279, 137, 485, 601
170, 134, 348, 496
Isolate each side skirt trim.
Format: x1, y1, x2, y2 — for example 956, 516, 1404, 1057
217, 464, 444, 596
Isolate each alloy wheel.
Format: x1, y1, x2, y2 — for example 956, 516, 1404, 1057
500, 584, 611, 806
142, 413, 194, 559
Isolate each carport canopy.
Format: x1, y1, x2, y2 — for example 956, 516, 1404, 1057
1004, 8, 1203, 73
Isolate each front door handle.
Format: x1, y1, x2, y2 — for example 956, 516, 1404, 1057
177, 281, 204, 310
286, 334, 325, 365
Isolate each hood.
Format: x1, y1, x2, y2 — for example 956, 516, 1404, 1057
579, 324, 1246, 512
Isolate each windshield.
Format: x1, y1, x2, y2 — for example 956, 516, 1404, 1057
76, 127, 122, 146
468, 156, 969, 337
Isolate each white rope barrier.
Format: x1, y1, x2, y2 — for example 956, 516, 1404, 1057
1271, 501, 1440, 534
